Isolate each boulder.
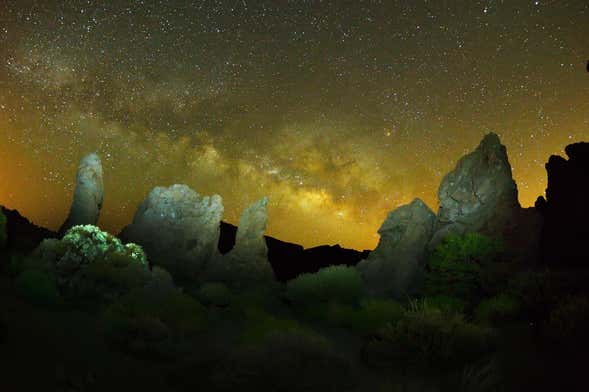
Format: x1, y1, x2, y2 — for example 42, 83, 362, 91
429, 133, 520, 249
536, 142, 589, 266
356, 198, 435, 298
119, 184, 224, 280
59, 153, 104, 235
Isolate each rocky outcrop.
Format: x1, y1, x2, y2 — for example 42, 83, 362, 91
59, 153, 104, 235
204, 197, 273, 288
535, 142, 589, 266
429, 133, 521, 249
230, 197, 269, 260
119, 184, 223, 280
356, 198, 436, 298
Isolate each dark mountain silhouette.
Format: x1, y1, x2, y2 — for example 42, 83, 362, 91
535, 142, 589, 266
0, 206, 58, 252
218, 221, 370, 282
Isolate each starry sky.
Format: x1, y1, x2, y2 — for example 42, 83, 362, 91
0, 0, 588, 250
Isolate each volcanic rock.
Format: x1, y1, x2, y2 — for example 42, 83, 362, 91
429, 133, 520, 249
230, 197, 269, 260
119, 184, 224, 280
59, 153, 104, 235
356, 198, 436, 298
536, 142, 589, 266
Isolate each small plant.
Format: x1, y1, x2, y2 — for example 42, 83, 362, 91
286, 265, 364, 307
474, 294, 521, 326
15, 269, 62, 307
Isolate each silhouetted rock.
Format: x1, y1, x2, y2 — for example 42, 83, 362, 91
119, 184, 224, 280
59, 153, 104, 235
356, 198, 435, 298
429, 133, 520, 249
0, 206, 57, 252
537, 142, 589, 266
218, 222, 370, 282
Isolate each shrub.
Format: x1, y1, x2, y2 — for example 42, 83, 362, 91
211, 329, 354, 392
0, 209, 6, 249
474, 294, 521, 326
422, 295, 467, 314
424, 233, 503, 301
103, 285, 207, 358
363, 299, 494, 368
239, 307, 312, 346
326, 299, 404, 335
286, 266, 364, 308
15, 269, 62, 307
30, 225, 149, 302
197, 282, 232, 307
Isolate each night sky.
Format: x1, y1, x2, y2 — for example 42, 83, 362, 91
0, 1, 587, 250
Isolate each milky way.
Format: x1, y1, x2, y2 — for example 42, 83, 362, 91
0, 1, 588, 250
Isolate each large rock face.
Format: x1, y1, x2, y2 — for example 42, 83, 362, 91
119, 184, 224, 280
59, 153, 104, 235
535, 142, 589, 266
356, 198, 435, 298
429, 133, 520, 249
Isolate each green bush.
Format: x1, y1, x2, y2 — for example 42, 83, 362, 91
240, 307, 312, 346
474, 294, 521, 326
15, 269, 62, 307
325, 299, 404, 335
424, 233, 503, 301
211, 329, 354, 392
103, 285, 207, 358
422, 295, 467, 314
29, 225, 149, 303
0, 209, 6, 249
286, 266, 364, 307
363, 299, 494, 368
197, 282, 232, 307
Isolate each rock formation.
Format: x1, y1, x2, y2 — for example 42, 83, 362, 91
230, 197, 269, 260
59, 153, 104, 235
535, 142, 589, 266
429, 133, 521, 249
204, 197, 274, 287
119, 184, 224, 281
356, 198, 436, 298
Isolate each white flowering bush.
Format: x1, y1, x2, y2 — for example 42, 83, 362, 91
27, 225, 151, 302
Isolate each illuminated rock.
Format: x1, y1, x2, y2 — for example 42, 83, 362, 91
204, 197, 274, 287
119, 184, 224, 280
357, 198, 435, 298
59, 153, 104, 235
429, 133, 520, 249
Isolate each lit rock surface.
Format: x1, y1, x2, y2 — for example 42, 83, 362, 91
357, 198, 435, 298
429, 133, 520, 249
59, 153, 104, 235
119, 184, 224, 280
